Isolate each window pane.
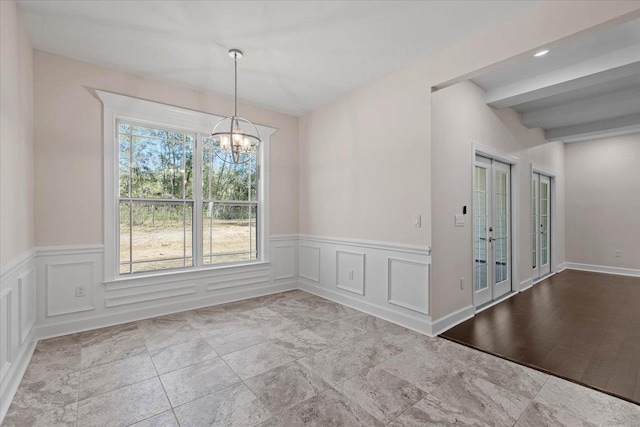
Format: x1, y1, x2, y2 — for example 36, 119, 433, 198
119, 122, 131, 134
202, 137, 256, 201
202, 204, 257, 265
119, 202, 131, 274
131, 136, 184, 199
121, 123, 194, 200
122, 202, 193, 273
184, 142, 194, 199
119, 134, 131, 197
132, 125, 169, 139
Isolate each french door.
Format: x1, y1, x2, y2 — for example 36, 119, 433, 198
473, 156, 512, 307
532, 173, 551, 280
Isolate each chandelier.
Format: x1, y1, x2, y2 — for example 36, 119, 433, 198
211, 49, 261, 164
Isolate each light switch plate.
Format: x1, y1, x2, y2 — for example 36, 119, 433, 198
413, 215, 421, 228
454, 214, 465, 227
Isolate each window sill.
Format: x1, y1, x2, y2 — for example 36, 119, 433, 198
103, 260, 271, 288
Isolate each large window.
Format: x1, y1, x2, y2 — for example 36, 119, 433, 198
117, 119, 259, 275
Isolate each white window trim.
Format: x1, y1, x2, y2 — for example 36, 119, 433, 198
97, 90, 276, 283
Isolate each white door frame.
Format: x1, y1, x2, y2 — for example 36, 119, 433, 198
471, 142, 520, 308
531, 164, 557, 284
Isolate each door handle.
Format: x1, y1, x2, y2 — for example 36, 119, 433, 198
488, 237, 495, 243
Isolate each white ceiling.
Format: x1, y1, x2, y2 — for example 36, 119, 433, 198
17, 0, 535, 116
472, 17, 640, 142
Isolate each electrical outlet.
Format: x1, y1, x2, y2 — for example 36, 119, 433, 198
460, 277, 465, 290
348, 270, 354, 280
75, 284, 86, 298
615, 250, 622, 258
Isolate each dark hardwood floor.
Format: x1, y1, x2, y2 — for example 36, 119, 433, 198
441, 269, 640, 405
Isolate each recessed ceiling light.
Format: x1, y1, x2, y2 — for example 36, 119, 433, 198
534, 49, 549, 57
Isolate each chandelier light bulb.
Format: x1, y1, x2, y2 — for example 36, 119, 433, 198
220, 134, 231, 151
242, 136, 251, 152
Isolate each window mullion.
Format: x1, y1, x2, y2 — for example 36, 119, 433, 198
194, 133, 204, 268
183, 138, 187, 268
128, 124, 133, 274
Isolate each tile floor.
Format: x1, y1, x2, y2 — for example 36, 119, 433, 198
3, 290, 639, 426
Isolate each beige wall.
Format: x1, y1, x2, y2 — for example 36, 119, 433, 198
298, 1, 639, 245
1, 0, 34, 268
431, 81, 565, 319
298, 1, 637, 321
298, 63, 431, 244
565, 134, 640, 269
34, 51, 298, 247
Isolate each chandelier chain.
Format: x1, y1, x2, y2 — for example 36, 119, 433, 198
234, 52, 238, 117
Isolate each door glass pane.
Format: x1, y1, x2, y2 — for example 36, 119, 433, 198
494, 170, 509, 284
474, 165, 488, 292
532, 177, 538, 269
540, 181, 549, 266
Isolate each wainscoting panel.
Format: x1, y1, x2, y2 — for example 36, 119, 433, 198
387, 258, 429, 314
46, 261, 95, 316
336, 251, 365, 295
0, 251, 37, 422
18, 270, 36, 345
299, 245, 320, 282
106, 283, 197, 308
0, 288, 12, 378
273, 244, 295, 280
297, 235, 433, 335
206, 267, 271, 291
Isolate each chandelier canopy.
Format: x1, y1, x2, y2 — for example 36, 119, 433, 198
211, 49, 261, 164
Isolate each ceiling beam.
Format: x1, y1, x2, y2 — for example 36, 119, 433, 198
545, 113, 640, 142
486, 44, 640, 108
521, 87, 640, 129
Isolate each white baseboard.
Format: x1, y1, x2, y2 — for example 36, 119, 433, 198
299, 279, 435, 336
520, 278, 533, 291
564, 262, 640, 277
430, 305, 475, 336
0, 328, 36, 422
556, 262, 567, 273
